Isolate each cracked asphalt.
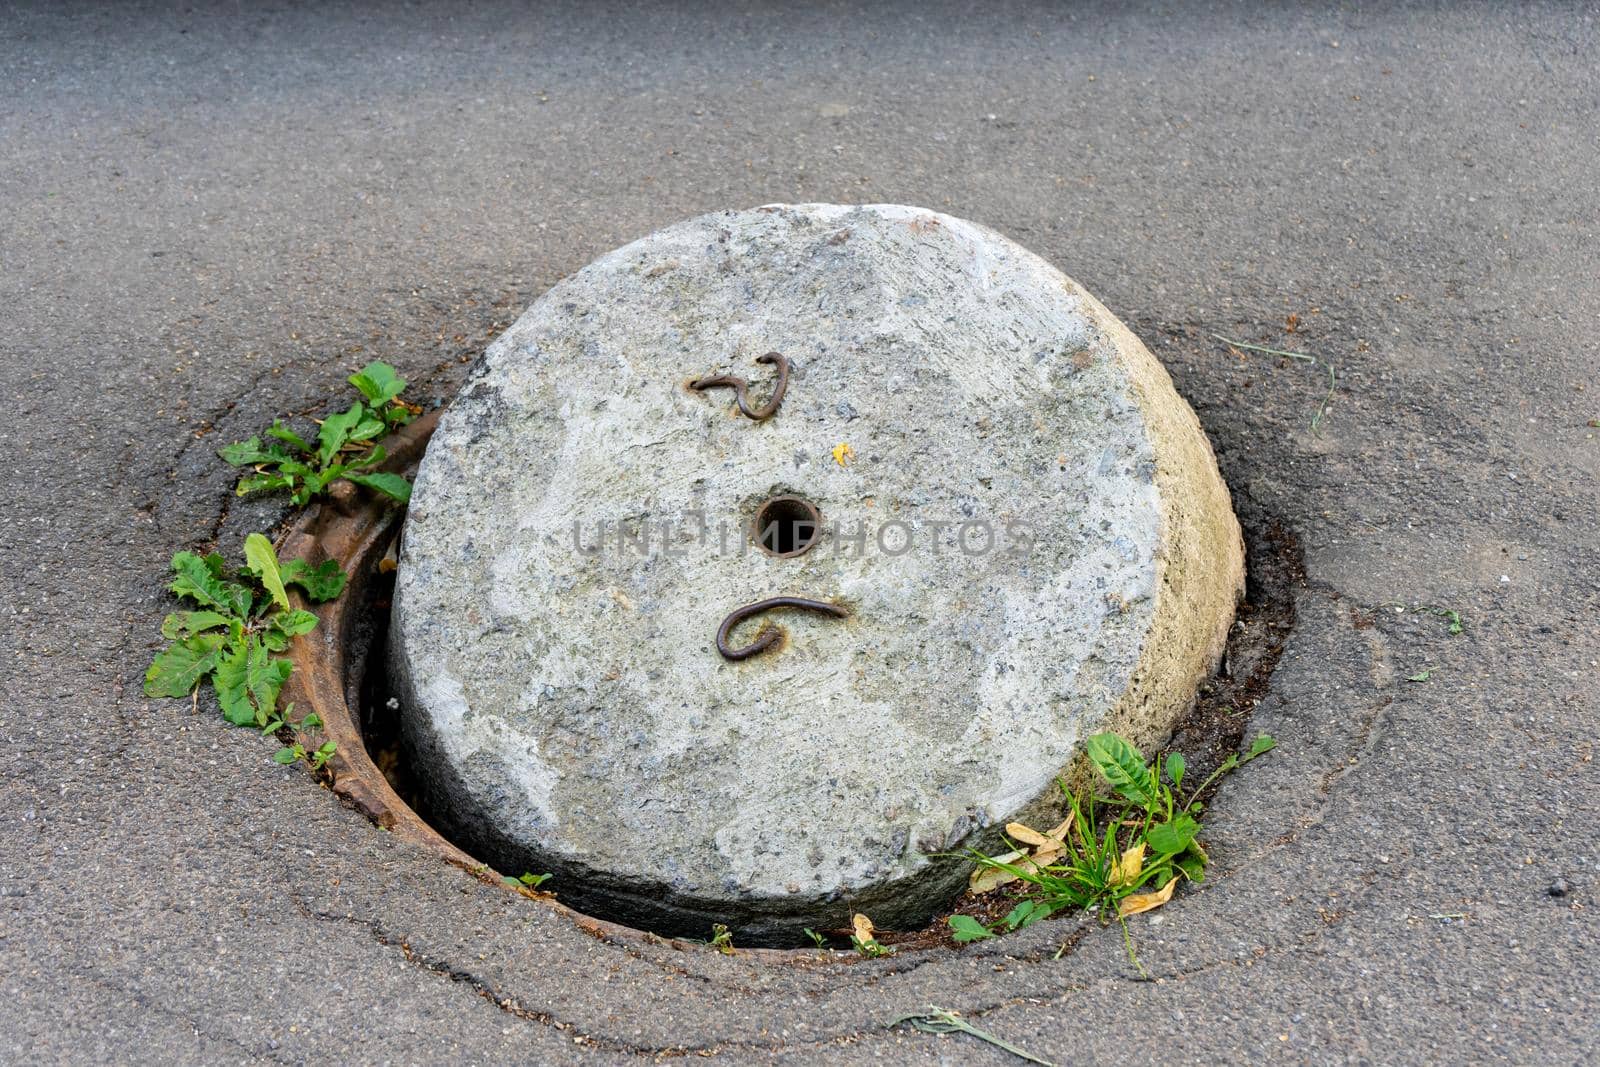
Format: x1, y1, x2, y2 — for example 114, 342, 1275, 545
3, 2, 1597, 1063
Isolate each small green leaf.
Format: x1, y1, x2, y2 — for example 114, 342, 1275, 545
144, 638, 222, 698
280, 558, 347, 602
344, 471, 412, 503
160, 610, 231, 640
347, 445, 387, 471
1242, 734, 1277, 763
214, 642, 258, 725
236, 473, 294, 496
273, 747, 300, 765
947, 914, 997, 942
265, 420, 314, 454
317, 402, 366, 464
516, 871, 551, 889
348, 417, 387, 442
1086, 732, 1156, 808
1175, 854, 1207, 883
349, 361, 406, 405
214, 637, 292, 726
1164, 751, 1186, 790
219, 582, 254, 620
1144, 814, 1201, 856
271, 609, 319, 638
168, 551, 232, 611
1002, 899, 1051, 931
299, 712, 322, 731
1407, 667, 1435, 683
243, 533, 290, 612
218, 437, 291, 467
382, 402, 415, 428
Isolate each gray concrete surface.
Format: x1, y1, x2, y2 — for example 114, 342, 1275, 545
392, 202, 1243, 941
2, 2, 1596, 1063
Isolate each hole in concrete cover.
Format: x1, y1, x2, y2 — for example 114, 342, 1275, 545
753, 494, 823, 557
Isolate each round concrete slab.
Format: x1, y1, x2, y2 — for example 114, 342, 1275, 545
391, 203, 1242, 941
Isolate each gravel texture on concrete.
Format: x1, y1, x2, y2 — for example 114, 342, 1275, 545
2, 3, 1596, 1063
391, 203, 1241, 940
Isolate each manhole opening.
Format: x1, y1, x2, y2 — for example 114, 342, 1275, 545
331, 483, 1300, 952
753, 494, 822, 558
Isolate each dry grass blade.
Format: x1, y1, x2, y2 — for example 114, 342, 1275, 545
891, 1007, 1057, 1067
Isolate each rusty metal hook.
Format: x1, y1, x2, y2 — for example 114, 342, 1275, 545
715, 596, 848, 661
691, 351, 789, 421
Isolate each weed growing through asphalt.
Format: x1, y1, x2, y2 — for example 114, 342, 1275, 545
501, 872, 553, 894
708, 923, 736, 955
144, 533, 347, 768
850, 913, 895, 957
954, 731, 1276, 950
220, 361, 416, 505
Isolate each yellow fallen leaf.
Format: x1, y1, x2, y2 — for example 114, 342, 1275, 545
1005, 822, 1053, 848
1044, 817, 1073, 842
832, 442, 854, 467
851, 913, 875, 943
1117, 876, 1177, 917
968, 850, 1029, 895
1109, 843, 1146, 887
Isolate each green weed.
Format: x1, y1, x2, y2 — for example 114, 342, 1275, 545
502, 872, 553, 892
954, 731, 1276, 943
144, 533, 346, 768
220, 361, 416, 505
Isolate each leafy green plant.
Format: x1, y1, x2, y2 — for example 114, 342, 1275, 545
1428, 607, 1464, 635
849, 913, 895, 957
708, 923, 735, 955
144, 533, 346, 767
954, 731, 1276, 943
501, 872, 553, 892
803, 927, 828, 949
220, 361, 416, 505
948, 899, 1055, 944
851, 933, 894, 958
348, 361, 417, 433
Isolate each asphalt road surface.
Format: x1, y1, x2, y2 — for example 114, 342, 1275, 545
3, 2, 1597, 1063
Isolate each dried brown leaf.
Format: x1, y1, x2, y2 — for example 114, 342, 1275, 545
1109, 842, 1146, 887
1005, 822, 1053, 848
851, 913, 875, 943
1117, 876, 1177, 917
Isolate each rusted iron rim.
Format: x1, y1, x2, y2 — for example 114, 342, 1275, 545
278, 409, 816, 959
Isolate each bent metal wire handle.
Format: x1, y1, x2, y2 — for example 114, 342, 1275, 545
715, 596, 848, 661
691, 351, 789, 421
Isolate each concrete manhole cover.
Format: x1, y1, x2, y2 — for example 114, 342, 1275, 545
389, 203, 1243, 941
